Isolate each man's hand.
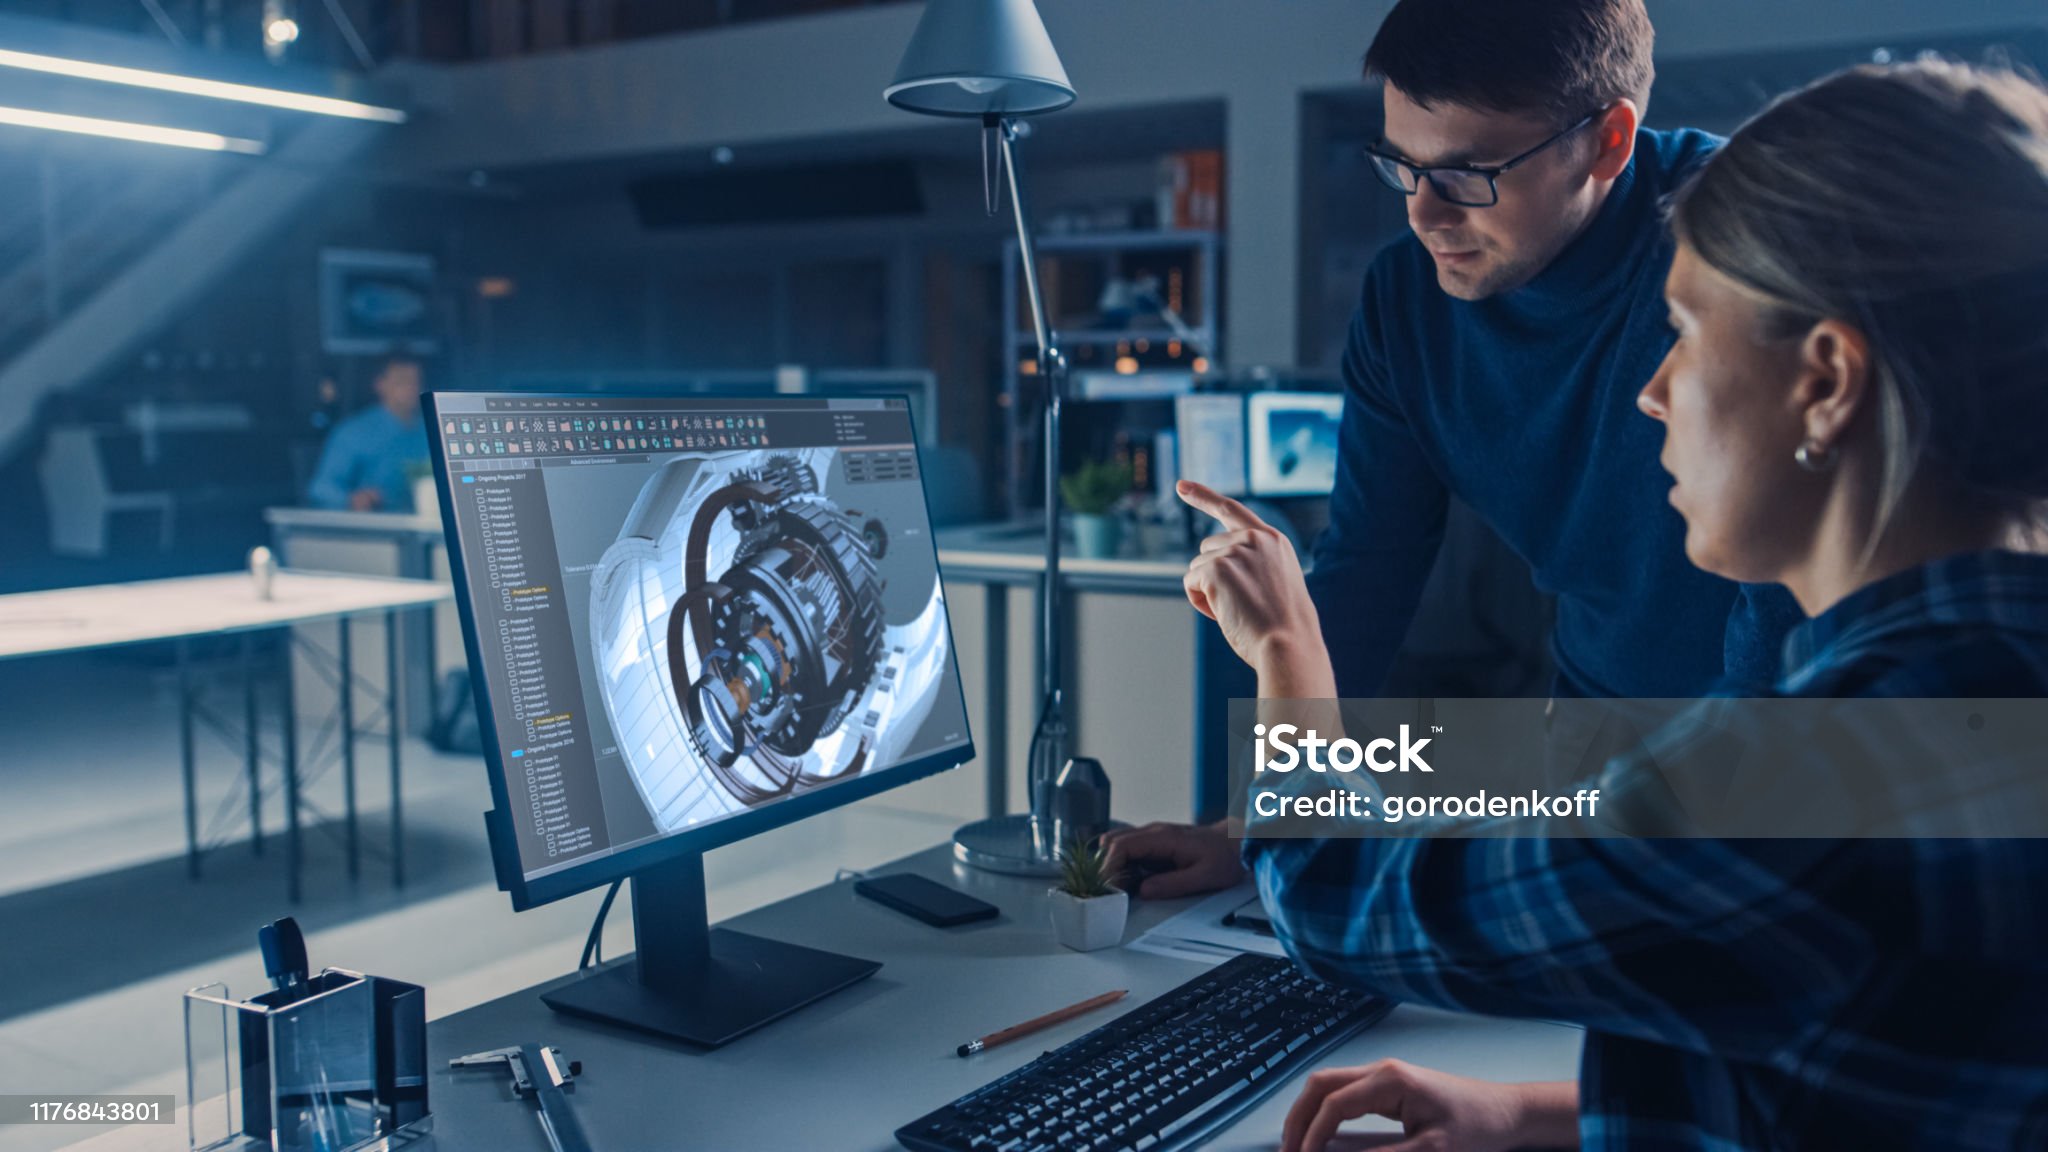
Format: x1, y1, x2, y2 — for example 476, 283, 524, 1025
1098, 820, 1245, 899
1178, 481, 1320, 663
349, 488, 385, 512
1281, 1060, 1579, 1152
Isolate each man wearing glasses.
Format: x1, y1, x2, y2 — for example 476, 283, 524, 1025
1105, 0, 1801, 892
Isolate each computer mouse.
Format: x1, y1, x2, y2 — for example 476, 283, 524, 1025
1117, 857, 1177, 895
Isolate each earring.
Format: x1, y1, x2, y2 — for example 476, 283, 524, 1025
1794, 438, 1838, 473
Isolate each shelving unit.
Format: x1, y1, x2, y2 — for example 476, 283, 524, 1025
1000, 229, 1222, 518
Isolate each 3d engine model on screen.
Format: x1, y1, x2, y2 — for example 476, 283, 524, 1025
667, 455, 885, 802
589, 449, 952, 833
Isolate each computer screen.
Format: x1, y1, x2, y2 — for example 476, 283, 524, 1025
1173, 393, 1248, 497
1247, 391, 1343, 497
427, 393, 973, 908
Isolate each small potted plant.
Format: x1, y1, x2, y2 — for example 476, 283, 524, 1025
1060, 459, 1133, 560
1048, 838, 1128, 952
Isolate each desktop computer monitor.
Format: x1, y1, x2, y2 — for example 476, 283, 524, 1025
425, 391, 974, 1046
1172, 393, 1248, 497
1246, 391, 1344, 498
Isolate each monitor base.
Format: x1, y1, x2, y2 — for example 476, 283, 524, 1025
539, 850, 879, 1048
541, 929, 879, 1049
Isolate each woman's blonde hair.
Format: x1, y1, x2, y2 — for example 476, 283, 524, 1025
1669, 61, 2048, 539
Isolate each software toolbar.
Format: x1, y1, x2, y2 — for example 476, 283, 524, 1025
437, 400, 904, 463
437, 413, 770, 458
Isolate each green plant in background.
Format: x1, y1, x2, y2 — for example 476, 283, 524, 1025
1056, 837, 1118, 899
1059, 459, 1134, 516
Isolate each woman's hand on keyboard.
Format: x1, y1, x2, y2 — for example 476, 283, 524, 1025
1279, 1059, 1580, 1152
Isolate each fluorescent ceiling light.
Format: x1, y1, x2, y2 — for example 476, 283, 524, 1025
0, 46, 406, 123
0, 103, 265, 153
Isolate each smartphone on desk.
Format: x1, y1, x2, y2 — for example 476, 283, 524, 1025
855, 873, 1000, 927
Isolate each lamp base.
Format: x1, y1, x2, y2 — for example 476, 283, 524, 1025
953, 814, 1131, 876
953, 814, 1059, 877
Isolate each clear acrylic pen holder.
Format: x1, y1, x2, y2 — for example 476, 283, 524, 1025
184, 969, 432, 1152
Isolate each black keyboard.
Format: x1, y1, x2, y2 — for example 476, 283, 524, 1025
897, 955, 1392, 1152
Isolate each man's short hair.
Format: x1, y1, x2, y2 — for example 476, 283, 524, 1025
374, 352, 424, 384
1364, 0, 1655, 124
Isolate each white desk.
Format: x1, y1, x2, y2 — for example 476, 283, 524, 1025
0, 570, 449, 900
933, 524, 1233, 826
261, 507, 444, 541
59, 843, 1581, 1152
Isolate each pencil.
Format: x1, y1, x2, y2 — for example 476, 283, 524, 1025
957, 989, 1129, 1057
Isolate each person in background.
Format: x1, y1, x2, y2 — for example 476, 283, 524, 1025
307, 354, 429, 512
1185, 61, 2048, 1152
1106, 0, 1805, 898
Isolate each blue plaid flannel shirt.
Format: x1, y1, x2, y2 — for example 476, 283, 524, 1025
1245, 549, 2048, 1150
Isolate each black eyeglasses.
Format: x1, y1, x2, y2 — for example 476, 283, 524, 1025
1365, 110, 1602, 208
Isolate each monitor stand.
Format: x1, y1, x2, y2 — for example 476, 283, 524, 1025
540, 851, 880, 1048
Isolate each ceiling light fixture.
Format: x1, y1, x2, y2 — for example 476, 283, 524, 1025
0, 102, 266, 153
261, 0, 298, 62
0, 46, 406, 123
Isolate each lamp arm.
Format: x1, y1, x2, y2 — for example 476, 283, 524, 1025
999, 119, 1053, 361
998, 119, 1070, 809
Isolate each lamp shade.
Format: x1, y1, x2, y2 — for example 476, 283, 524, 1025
885, 0, 1075, 118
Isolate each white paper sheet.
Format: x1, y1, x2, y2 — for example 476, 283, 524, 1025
1124, 883, 1287, 964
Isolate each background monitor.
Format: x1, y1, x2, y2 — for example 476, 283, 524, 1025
319, 249, 439, 356
427, 391, 973, 1046
1172, 393, 1248, 498
1247, 391, 1343, 498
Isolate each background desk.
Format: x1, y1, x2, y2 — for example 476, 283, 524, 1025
933, 524, 1243, 827
65, 843, 1581, 1152
0, 570, 448, 900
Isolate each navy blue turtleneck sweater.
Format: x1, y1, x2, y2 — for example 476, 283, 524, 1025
1309, 127, 1801, 698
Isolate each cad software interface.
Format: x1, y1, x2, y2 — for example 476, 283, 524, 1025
434, 394, 970, 881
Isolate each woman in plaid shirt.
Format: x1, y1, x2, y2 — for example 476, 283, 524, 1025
1178, 62, 2048, 1151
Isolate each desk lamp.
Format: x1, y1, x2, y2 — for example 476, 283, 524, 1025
887, 0, 1080, 875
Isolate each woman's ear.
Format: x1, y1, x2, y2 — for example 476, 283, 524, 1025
1589, 101, 1640, 182
1795, 318, 1874, 448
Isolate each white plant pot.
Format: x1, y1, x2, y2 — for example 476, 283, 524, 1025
1048, 887, 1129, 952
